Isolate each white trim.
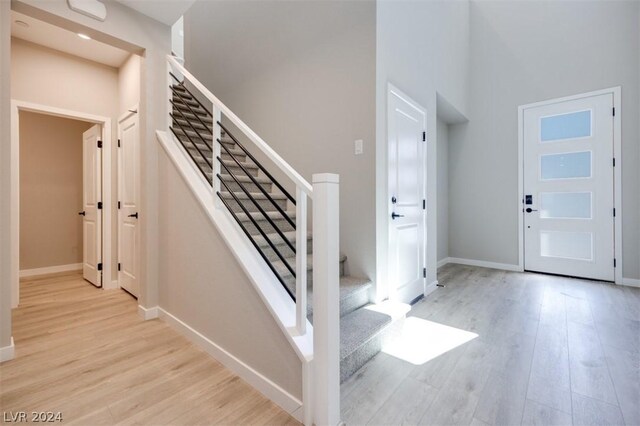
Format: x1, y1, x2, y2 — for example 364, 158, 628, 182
105, 280, 119, 290
517, 87, 622, 283
10, 100, 113, 307
137, 305, 159, 320
0, 338, 15, 363
447, 257, 521, 272
621, 278, 640, 288
437, 258, 450, 269
19, 263, 82, 278
157, 307, 303, 419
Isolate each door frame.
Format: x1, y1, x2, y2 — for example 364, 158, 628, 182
10, 100, 114, 307
385, 83, 427, 302
517, 87, 622, 284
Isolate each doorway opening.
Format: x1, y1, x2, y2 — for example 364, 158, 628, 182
11, 102, 113, 305
518, 88, 622, 283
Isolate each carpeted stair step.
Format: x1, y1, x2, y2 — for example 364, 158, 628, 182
172, 116, 212, 133
307, 276, 372, 321
252, 231, 312, 262
339, 306, 395, 383
220, 173, 272, 194
171, 106, 213, 124
220, 191, 289, 213
274, 253, 347, 294
219, 159, 259, 177
173, 127, 214, 143
234, 210, 295, 235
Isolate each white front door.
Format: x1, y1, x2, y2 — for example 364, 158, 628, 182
82, 125, 102, 287
118, 111, 140, 297
388, 87, 426, 303
523, 93, 615, 282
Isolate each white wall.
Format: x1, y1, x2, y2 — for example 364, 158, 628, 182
184, 0, 377, 281
449, 0, 640, 280
376, 0, 470, 296
0, 0, 12, 350
118, 53, 140, 116
157, 148, 302, 400
437, 118, 449, 263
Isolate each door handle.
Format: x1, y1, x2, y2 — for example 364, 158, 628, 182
78, 211, 86, 216
391, 212, 404, 220
128, 212, 139, 219
525, 208, 538, 213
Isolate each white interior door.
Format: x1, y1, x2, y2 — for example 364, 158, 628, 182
523, 93, 614, 281
82, 125, 102, 287
388, 87, 426, 303
118, 112, 140, 297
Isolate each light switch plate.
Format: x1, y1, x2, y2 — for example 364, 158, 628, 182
354, 139, 363, 155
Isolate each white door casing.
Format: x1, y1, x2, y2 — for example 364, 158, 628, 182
118, 110, 140, 297
388, 87, 426, 303
82, 124, 102, 287
523, 93, 615, 282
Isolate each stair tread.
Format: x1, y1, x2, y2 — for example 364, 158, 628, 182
235, 210, 296, 222
340, 306, 392, 360
219, 174, 268, 183
220, 159, 258, 169
253, 230, 311, 247
306, 276, 372, 317
220, 191, 287, 200
272, 253, 347, 278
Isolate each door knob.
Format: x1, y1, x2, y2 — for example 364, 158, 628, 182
128, 212, 139, 219
78, 211, 86, 216
525, 208, 538, 213
391, 212, 404, 220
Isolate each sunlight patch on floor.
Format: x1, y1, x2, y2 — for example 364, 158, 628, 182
381, 317, 478, 365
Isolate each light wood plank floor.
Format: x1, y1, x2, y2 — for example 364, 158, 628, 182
0, 273, 299, 425
342, 264, 640, 426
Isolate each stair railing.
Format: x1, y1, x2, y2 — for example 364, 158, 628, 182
166, 55, 341, 425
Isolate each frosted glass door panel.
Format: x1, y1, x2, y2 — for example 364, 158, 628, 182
540, 231, 593, 261
540, 192, 592, 219
541, 151, 591, 180
540, 110, 591, 142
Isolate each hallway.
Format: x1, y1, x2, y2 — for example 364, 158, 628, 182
342, 264, 640, 426
0, 273, 298, 425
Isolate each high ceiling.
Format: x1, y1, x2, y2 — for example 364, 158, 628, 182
114, 0, 194, 26
11, 10, 131, 68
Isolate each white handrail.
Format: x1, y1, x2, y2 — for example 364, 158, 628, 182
167, 55, 313, 197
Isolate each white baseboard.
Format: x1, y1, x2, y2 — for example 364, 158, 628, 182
445, 257, 521, 272
157, 307, 302, 418
138, 305, 159, 320
622, 277, 640, 288
19, 263, 82, 278
0, 338, 15, 363
437, 258, 450, 269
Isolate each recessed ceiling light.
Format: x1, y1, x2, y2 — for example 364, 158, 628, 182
77, 33, 91, 40
15, 20, 29, 28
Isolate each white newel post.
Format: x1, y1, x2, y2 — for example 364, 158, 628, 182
312, 173, 340, 426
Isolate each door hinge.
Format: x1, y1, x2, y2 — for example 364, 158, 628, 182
613, 208, 616, 217
117, 138, 121, 148
118, 263, 121, 271
97, 201, 103, 210
612, 107, 616, 117
613, 158, 616, 167
423, 267, 426, 278
97, 140, 103, 148
97, 262, 103, 271
423, 199, 426, 209
614, 258, 617, 268
422, 131, 426, 142
118, 201, 121, 209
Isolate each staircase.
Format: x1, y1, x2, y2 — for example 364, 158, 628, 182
169, 81, 401, 382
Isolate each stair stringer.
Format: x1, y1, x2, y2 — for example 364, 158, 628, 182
157, 130, 313, 414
